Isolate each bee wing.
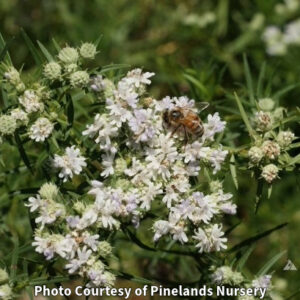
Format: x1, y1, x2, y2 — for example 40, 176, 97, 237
197, 102, 209, 112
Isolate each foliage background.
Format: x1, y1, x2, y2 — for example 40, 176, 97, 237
0, 0, 299, 299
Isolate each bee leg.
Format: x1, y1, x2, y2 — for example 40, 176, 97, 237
171, 124, 182, 137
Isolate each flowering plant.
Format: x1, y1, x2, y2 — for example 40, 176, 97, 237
0, 35, 299, 300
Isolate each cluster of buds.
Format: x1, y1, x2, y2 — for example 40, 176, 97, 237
43, 43, 96, 87
0, 42, 100, 145
248, 98, 296, 183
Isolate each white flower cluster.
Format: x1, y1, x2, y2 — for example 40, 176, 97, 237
53, 146, 87, 182
212, 266, 273, 299
83, 69, 235, 253
27, 182, 115, 287
248, 98, 296, 183
1, 66, 54, 142
0, 269, 12, 300
263, 18, 300, 56
1, 43, 98, 143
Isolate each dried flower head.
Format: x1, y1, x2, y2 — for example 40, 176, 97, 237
262, 164, 279, 183
261, 140, 280, 159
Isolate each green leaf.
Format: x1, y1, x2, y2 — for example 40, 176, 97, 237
14, 132, 32, 173
37, 40, 54, 62
228, 222, 288, 253
116, 271, 154, 285
243, 54, 255, 104
0, 41, 9, 63
52, 38, 61, 52
230, 154, 238, 189
236, 244, 256, 271
30, 276, 70, 285
10, 237, 19, 280
285, 289, 300, 300
183, 73, 208, 97
100, 63, 130, 73
234, 92, 256, 138
20, 29, 43, 65
267, 185, 272, 199
273, 84, 299, 101
26, 287, 34, 300
256, 250, 286, 276
256, 62, 266, 98
255, 179, 264, 213
1, 87, 9, 108
66, 93, 74, 127
94, 34, 103, 47
0, 33, 12, 64
288, 153, 300, 165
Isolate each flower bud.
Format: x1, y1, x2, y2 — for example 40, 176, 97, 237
16, 82, 26, 93
10, 108, 28, 127
4, 67, 21, 86
209, 180, 223, 192
73, 201, 85, 214
39, 182, 59, 199
0, 268, 9, 282
103, 79, 115, 99
248, 146, 264, 164
277, 131, 295, 147
262, 164, 279, 183
273, 107, 285, 121
115, 179, 131, 190
98, 241, 112, 257
70, 71, 89, 88
115, 158, 127, 175
80, 43, 97, 59
255, 111, 273, 131
261, 141, 280, 159
44, 62, 62, 81
0, 284, 12, 300
0, 115, 17, 135
102, 271, 115, 287
258, 98, 275, 111
64, 63, 78, 73
58, 47, 79, 64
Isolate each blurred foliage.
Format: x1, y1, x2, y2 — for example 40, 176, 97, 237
0, 0, 300, 299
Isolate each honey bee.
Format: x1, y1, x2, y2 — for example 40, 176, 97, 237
163, 102, 209, 141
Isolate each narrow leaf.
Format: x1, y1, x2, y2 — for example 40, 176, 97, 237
0, 33, 12, 64
183, 73, 208, 97
20, 29, 43, 65
94, 34, 103, 47
256, 62, 266, 98
66, 93, 74, 126
228, 223, 288, 253
52, 38, 61, 52
256, 250, 286, 276
14, 132, 32, 173
230, 154, 238, 189
236, 244, 256, 271
37, 41, 54, 62
0, 41, 9, 63
10, 237, 19, 280
234, 92, 256, 138
243, 54, 255, 104
285, 289, 300, 300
